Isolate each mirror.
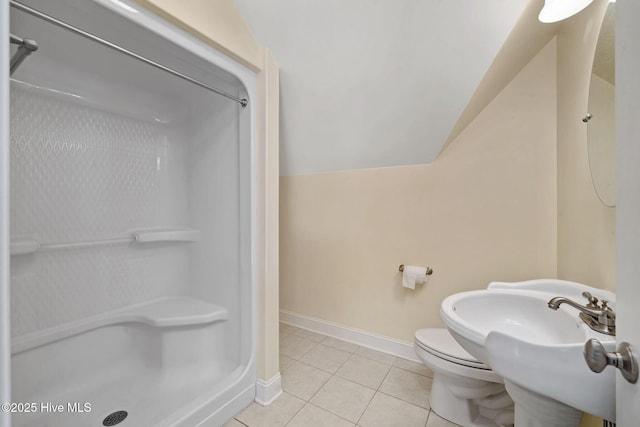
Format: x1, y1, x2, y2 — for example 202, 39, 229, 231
586, 2, 615, 207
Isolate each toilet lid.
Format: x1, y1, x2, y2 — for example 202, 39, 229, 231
415, 328, 488, 369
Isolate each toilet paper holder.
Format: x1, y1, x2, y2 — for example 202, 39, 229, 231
399, 264, 433, 276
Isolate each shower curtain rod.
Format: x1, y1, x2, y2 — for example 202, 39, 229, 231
9, 0, 248, 108
9, 33, 38, 75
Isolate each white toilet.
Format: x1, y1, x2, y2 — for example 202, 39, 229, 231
415, 328, 514, 427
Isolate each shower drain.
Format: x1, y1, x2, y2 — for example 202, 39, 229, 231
102, 410, 128, 426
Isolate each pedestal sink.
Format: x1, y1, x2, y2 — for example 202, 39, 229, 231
441, 279, 616, 426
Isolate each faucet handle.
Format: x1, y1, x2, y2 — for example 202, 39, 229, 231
601, 300, 615, 317
582, 291, 600, 308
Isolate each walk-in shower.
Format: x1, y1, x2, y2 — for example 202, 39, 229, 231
4, 0, 257, 425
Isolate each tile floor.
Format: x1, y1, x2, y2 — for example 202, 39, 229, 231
225, 323, 461, 427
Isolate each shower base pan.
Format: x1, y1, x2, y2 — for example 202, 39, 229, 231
11, 298, 253, 427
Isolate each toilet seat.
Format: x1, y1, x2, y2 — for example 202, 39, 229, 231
415, 328, 489, 370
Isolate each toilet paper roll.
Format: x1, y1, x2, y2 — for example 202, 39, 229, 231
402, 265, 428, 290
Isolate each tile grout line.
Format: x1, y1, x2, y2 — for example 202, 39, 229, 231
424, 409, 432, 427
280, 329, 437, 427
376, 388, 431, 411
307, 356, 378, 427
354, 357, 393, 426
300, 341, 320, 360
303, 365, 333, 403
281, 335, 320, 361
333, 351, 390, 384
390, 361, 434, 379
282, 359, 341, 426
307, 400, 362, 426
291, 353, 349, 376
293, 339, 379, 426
353, 384, 377, 426
324, 358, 378, 427
282, 394, 306, 427
299, 341, 354, 375
279, 332, 326, 426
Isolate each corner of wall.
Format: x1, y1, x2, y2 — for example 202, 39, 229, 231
256, 48, 281, 383
439, 0, 560, 156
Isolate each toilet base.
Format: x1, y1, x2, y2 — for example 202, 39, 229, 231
504, 381, 582, 427
414, 329, 514, 427
430, 373, 514, 427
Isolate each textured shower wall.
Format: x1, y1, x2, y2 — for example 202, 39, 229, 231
10, 84, 191, 336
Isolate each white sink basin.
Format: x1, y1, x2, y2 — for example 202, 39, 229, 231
441, 279, 616, 422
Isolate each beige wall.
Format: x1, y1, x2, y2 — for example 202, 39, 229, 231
586, 74, 615, 207
280, 40, 558, 342
556, 0, 615, 291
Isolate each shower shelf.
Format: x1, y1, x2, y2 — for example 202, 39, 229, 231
9, 228, 202, 255
12, 296, 227, 354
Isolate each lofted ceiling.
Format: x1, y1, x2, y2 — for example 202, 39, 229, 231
233, 0, 529, 176
593, 3, 615, 85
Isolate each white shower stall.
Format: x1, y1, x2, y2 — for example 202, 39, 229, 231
2, 0, 257, 425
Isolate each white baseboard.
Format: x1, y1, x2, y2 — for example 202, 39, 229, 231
255, 373, 283, 406
280, 310, 421, 363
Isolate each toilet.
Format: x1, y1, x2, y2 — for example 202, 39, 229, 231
415, 328, 514, 427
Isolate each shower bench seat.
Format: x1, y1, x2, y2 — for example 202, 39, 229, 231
12, 296, 228, 354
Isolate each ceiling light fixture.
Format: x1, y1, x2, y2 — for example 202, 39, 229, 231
538, 0, 595, 23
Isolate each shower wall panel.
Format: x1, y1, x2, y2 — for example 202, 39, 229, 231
10, 83, 191, 336
8, 0, 256, 423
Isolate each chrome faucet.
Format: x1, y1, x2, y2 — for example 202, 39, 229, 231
548, 292, 615, 336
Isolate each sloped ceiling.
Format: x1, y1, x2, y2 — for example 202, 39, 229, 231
233, 0, 529, 175
441, 0, 559, 151
593, 3, 615, 85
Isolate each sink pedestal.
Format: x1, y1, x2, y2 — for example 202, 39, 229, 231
504, 381, 582, 427
441, 280, 617, 424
